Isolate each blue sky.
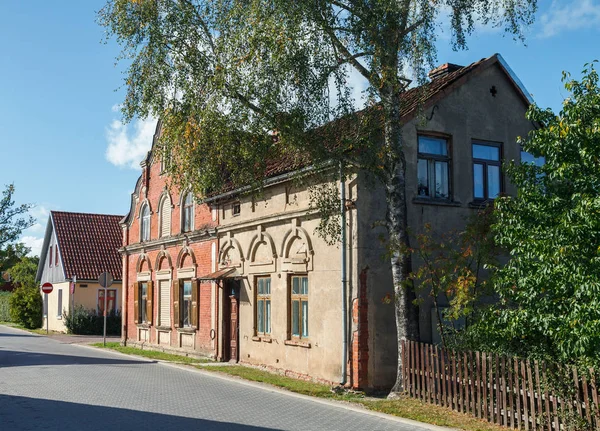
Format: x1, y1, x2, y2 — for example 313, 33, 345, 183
0, 1, 598, 256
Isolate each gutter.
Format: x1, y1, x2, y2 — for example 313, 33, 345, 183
202, 160, 337, 204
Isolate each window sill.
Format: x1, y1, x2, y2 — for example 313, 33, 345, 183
284, 339, 311, 348
468, 200, 494, 209
156, 326, 171, 331
136, 323, 151, 329
252, 336, 273, 343
176, 327, 196, 334
413, 197, 461, 207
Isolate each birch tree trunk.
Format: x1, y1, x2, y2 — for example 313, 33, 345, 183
381, 87, 420, 397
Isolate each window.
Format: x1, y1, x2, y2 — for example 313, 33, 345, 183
472, 142, 502, 201
232, 202, 241, 216
159, 196, 171, 238
49, 246, 53, 268
181, 280, 193, 327
57, 289, 63, 318
290, 275, 308, 339
98, 289, 117, 316
55, 245, 59, 266
520, 150, 545, 168
417, 135, 450, 199
160, 147, 171, 173
141, 204, 151, 241
182, 193, 194, 232
140, 282, 148, 323
256, 277, 271, 335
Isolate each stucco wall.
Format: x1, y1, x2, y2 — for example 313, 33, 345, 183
358, 62, 536, 388
216, 175, 359, 384
42, 282, 70, 332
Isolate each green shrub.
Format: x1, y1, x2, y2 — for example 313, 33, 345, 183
9, 286, 43, 329
0, 291, 12, 322
63, 305, 121, 335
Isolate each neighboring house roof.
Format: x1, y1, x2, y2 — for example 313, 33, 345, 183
35, 211, 123, 282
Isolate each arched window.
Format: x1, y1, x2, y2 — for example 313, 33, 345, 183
159, 195, 171, 238
141, 204, 150, 242
182, 193, 194, 232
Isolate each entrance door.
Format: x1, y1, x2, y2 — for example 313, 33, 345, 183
222, 279, 240, 362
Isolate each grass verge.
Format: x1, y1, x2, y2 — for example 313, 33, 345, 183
0, 322, 52, 335
198, 365, 506, 431
92, 342, 213, 364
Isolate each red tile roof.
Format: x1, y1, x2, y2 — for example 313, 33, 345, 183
51, 211, 123, 281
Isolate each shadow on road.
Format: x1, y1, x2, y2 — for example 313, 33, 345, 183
0, 332, 38, 337
0, 350, 156, 368
0, 394, 281, 431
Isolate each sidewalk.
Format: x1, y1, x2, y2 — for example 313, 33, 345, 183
45, 333, 120, 345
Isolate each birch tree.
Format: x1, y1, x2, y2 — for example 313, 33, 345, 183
99, 0, 537, 394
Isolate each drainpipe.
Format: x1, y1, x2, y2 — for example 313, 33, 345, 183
340, 161, 348, 385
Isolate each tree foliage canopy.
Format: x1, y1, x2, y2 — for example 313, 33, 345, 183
468, 63, 600, 366
99, 0, 537, 195
0, 184, 34, 253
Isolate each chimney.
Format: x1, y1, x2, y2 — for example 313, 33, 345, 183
428, 62, 463, 80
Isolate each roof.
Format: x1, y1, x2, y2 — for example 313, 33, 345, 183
123, 53, 532, 209
36, 211, 123, 282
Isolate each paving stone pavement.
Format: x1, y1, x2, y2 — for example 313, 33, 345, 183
0, 325, 441, 431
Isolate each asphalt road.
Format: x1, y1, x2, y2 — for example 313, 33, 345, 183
0, 325, 440, 431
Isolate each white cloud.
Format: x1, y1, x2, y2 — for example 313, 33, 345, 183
17, 205, 50, 257
538, 0, 600, 38
105, 116, 157, 169
20, 235, 44, 257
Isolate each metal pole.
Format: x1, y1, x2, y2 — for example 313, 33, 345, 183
103, 285, 108, 346
340, 161, 347, 385
45, 293, 49, 335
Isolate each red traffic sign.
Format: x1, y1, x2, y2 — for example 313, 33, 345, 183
41, 282, 53, 294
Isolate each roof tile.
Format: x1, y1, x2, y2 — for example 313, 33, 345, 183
51, 211, 123, 281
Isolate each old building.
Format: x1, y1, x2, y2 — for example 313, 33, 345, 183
121, 53, 536, 390
120, 135, 218, 357
204, 54, 536, 389
36, 211, 123, 332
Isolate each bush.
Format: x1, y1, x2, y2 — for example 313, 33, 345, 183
0, 291, 12, 322
63, 305, 121, 336
9, 286, 43, 329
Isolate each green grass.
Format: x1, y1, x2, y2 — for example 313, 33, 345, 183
0, 322, 49, 335
92, 342, 213, 364
199, 365, 506, 431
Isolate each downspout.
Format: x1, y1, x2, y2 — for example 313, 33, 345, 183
340, 161, 348, 385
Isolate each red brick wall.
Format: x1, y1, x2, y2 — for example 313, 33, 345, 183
351, 267, 369, 389
123, 153, 217, 355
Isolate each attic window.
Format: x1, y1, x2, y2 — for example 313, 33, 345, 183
49, 246, 53, 268
55, 245, 59, 266
232, 202, 241, 216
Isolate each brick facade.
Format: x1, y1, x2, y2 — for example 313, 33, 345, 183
120, 131, 218, 358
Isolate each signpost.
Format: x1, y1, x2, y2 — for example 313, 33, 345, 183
98, 272, 113, 346
41, 282, 53, 334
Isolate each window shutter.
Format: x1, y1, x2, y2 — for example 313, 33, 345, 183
146, 280, 153, 325
161, 198, 171, 237
191, 279, 199, 328
172, 279, 180, 328
133, 282, 140, 324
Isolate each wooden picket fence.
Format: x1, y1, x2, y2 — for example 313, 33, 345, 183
402, 340, 600, 430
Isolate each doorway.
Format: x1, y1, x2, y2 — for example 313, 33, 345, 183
222, 279, 240, 362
